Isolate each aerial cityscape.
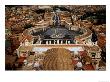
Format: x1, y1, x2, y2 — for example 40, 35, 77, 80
5, 5, 106, 71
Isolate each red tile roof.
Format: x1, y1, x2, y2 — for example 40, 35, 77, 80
72, 60, 78, 65
78, 51, 87, 57
17, 57, 26, 63
19, 34, 33, 43
83, 64, 95, 70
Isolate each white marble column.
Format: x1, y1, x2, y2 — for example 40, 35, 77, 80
46, 40, 48, 44
61, 40, 63, 44
66, 40, 67, 44
54, 40, 55, 44
49, 40, 51, 44
50, 40, 52, 44
57, 40, 58, 44
48, 40, 50, 44
68, 40, 70, 44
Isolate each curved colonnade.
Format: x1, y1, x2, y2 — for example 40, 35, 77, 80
22, 18, 92, 45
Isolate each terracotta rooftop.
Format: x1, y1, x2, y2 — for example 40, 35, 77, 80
83, 64, 95, 70
83, 46, 100, 52
19, 34, 33, 43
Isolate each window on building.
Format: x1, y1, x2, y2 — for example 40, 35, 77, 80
91, 52, 96, 57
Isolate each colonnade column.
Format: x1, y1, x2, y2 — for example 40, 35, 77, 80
68, 40, 70, 44
60, 40, 63, 44
57, 40, 59, 44
49, 40, 52, 44
65, 40, 67, 44
46, 40, 48, 44
54, 40, 55, 44
45, 40, 72, 44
